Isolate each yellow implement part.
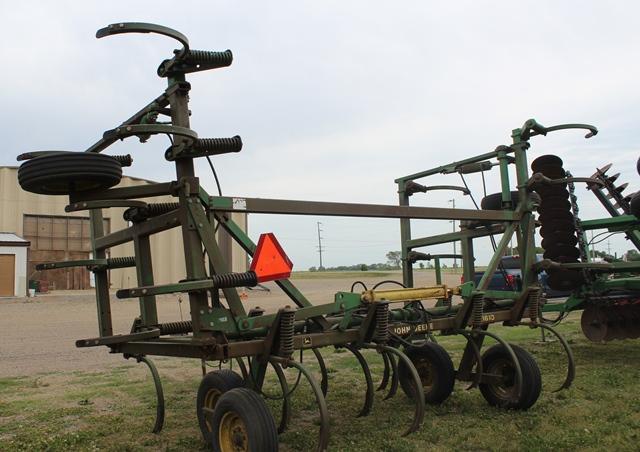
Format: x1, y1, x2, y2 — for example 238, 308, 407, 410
361, 285, 460, 303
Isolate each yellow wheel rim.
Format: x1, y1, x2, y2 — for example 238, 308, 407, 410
412, 355, 435, 393
203, 388, 223, 432
219, 411, 249, 452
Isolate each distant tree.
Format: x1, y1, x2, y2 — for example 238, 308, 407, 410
359, 264, 369, 271
309, 266, 317, 272
626, 249, 640, 261
419, 262, 425, 269
386, 251, 402, 268
592, 250, 613, 260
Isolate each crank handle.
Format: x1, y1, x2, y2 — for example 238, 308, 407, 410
518, 119, 598, 141
96, 22, 190, 58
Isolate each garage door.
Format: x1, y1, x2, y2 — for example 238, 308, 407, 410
0, 254, 15, 296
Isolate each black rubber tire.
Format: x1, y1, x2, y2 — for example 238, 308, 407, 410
397, 342, 456, 405
479, 344, 541, 410
210, 387, 278, 452
630, 193, 640, 218
18, 152, 122, 195
531, 154, 563, 173
637, 156, 640, 176
480, 191, 541, 210
197, 369, 245, 445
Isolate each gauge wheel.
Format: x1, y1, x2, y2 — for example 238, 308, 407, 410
210, 387, 278, 452
630, 193, 640, 218
479, 344, 541, 410
481, 191, 540, 210
18, 152, 122, 195
397, 342, 456, 404
197, 369, 245, 445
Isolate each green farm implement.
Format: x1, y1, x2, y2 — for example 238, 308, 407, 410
396, 116, 640, 343
18, 23, 583, 451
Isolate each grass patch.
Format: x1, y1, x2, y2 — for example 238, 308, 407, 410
1, 316, 640, 451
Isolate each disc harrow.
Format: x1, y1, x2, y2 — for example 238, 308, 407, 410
17, 23, 582, 451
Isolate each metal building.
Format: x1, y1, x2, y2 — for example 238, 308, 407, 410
0, 166, 247, 292
0, 233, 29, 296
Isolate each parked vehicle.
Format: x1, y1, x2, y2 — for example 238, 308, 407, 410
471, 255, 571, 299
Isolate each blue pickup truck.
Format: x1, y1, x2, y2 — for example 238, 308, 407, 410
472, 255, 570, 299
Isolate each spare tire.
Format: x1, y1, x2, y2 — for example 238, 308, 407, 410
18, 152, 122, 195
481, 191, 541, 210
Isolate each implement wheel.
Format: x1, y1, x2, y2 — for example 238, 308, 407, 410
397, 342, 455, 404
630, 193, 640, 218
18, 152, 122, 195
479, 344, 541, 410
197, 369, 245, 444
481, 191, 540, 210
210, 387, 278, 452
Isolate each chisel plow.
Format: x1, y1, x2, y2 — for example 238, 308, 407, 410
17, 22, 578, 451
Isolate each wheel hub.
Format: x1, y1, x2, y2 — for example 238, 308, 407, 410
219, 411, 249, 452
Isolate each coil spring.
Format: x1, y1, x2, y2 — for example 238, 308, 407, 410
159, 320, 193, 335
106, 256, 136, 268
528, 288, 542, 322
184, 49, 233, 65
146, 202, 180, 216
277, 309, 295, 358
472, 293, 484, 328
112, 154, 133, 167
212, 271, 258, 289
373, 302, 390, 343
195, 136, 243, 153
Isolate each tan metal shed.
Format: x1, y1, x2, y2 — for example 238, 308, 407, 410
0, 233, 30, 297
0, 167, 247, 290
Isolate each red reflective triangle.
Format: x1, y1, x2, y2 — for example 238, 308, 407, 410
250, 233, 293, 282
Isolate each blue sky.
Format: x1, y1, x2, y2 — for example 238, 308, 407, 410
2, 1, 639, 269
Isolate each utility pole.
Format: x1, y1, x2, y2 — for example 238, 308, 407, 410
448, 199, 456, 269
317, 221, 324, 270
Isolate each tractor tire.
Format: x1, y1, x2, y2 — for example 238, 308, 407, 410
481, 191, 540, 210
479, 344, 541, 410
210, 387, 278, 452
630, 193, 640, 218
197, 369, 245, 445
18, 152, 122, 195
397, 342, 456, 405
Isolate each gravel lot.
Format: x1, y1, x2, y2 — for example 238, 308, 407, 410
0, 271, 460, 377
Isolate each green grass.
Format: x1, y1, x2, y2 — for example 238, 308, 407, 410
2, 316, 640, 451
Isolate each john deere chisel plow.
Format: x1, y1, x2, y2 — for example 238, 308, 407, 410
18, 23, 577, 451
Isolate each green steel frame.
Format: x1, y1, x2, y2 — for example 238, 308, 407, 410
19, 22, 586, 450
